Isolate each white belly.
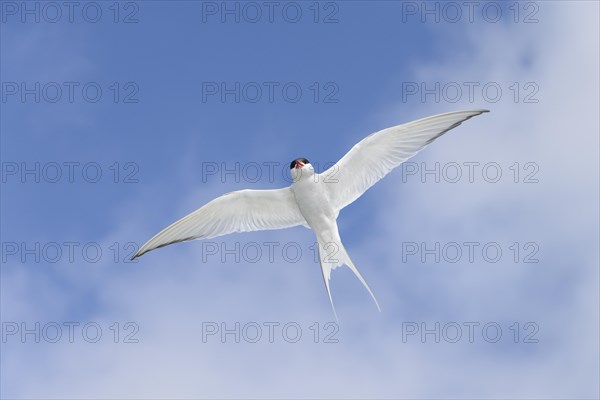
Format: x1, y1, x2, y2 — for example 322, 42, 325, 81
291, 177, 337, 234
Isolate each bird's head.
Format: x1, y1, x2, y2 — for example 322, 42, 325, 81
290, 158, 314, 181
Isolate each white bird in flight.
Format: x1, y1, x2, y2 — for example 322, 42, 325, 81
133, 109, 489, 318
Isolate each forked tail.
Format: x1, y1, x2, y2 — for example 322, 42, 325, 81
317, 236, 381, 320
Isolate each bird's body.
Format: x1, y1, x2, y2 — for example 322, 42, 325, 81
289, 162, 379, 318
291, 169, 335, 231
133, 110, 489, 317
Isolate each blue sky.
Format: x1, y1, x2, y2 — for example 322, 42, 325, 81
1, 1, 599, 399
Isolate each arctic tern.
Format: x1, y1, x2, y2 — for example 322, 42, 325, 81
133, 109, 489, 317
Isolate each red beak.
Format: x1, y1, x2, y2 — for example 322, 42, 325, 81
295, 161, 304, 169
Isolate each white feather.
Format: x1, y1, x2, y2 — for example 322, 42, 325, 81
133, 188, 306, 259
321, 110, 489, 211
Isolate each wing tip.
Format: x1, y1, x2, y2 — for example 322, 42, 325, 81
463, 108, 490, 121
439, 108, 490, 118
453, 108, 490, 118
130, 247, 147, 261
130, 235, 198, 261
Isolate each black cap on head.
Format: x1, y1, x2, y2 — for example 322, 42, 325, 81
289, 158, 310, 169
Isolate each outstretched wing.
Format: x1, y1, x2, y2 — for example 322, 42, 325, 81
321, 110, 489, 210
133, 188, 306, 259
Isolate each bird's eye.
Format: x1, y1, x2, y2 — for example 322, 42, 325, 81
302, 158, 310, 164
